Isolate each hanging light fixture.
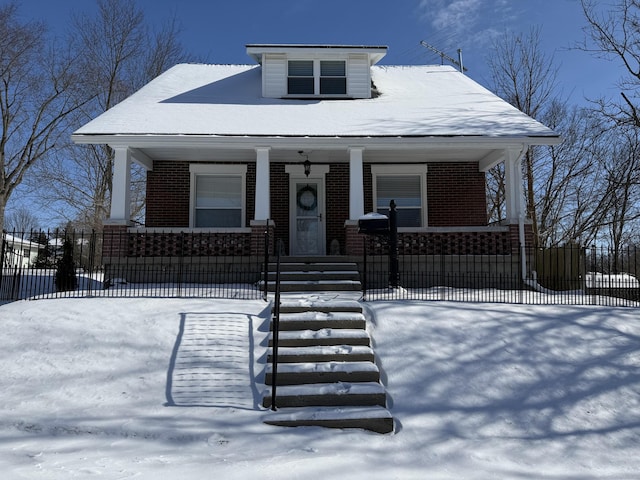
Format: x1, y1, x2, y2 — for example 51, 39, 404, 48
298, 150, 311, 177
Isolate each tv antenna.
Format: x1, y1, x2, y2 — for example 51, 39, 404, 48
419, 40, 467, 73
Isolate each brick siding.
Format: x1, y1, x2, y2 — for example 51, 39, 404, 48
426, 162, 487, 226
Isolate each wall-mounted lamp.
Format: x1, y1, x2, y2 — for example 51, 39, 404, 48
298, 150, 311, 177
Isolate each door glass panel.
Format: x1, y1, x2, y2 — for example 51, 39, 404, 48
295, 182, 320, 255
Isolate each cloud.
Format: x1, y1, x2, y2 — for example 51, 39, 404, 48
420, 0, 483, 31
417, 0, 519, 50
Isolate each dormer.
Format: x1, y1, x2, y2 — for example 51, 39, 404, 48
246, 44, 387, 99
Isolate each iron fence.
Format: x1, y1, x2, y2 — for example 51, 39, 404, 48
3, 229, 639, 307
361, 236, 640, 306
1, 230, 264, 301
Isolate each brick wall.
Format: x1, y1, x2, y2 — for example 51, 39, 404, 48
426, 162, 487, 226
362, 162, 486, 227
145, 161, 255, 228
326, 163, 349, 254
270, 163, 289, 252
146, 161, 190, 227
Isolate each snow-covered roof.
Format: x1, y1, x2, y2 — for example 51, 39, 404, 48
72, 63, 559, 141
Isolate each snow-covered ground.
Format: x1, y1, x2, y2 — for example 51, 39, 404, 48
1, 293, 639, 479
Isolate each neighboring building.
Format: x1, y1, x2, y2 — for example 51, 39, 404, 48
71, 44, 560, 284
2, 233, 40, 268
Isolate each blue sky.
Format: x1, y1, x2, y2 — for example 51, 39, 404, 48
20, 0, 623, 105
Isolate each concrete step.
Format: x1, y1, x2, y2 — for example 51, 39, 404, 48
268, 345, 375, 363
262, 382, 387, 408
265, 361, 380, 385
273, 311, 366, 331
278, 300, 363, 314
271, 262, 360, 273
269, 328, 371, 347
263, 406, 394, 434
267, 271, 361, 282
267, 280, 361, 292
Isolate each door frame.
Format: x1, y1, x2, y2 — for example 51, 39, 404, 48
285, 164, 330, 256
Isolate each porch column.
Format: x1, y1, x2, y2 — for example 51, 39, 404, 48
254, 147, 271, 220
349, 146, 365, 219
504, 148, 525, 223
109, 146, 132, 224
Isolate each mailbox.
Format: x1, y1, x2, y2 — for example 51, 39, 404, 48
358, 213, 389, 235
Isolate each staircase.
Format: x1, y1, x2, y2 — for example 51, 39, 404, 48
264, 256, 362, 292
261, 259, 393, 434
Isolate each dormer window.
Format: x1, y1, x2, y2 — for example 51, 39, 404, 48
320, 61, 346, 94
287, 60, 347, 96
246, 44, 387, 99
288, 61, 314, 94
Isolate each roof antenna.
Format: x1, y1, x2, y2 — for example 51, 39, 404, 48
419, 40, 467, 73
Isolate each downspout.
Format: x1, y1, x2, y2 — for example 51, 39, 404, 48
515, 146, 528, 282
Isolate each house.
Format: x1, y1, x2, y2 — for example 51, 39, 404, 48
71, 44, 560, 286
2, 233, 40, 268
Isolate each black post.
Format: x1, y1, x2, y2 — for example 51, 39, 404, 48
389, 200, 399, 288
263, 220, 270, 301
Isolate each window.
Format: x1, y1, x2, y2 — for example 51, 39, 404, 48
287, 59, 347, 96
288, 60, 314, 95
320, 61, 346, 94
372, 166, 427, 228
190, 165, 247, 228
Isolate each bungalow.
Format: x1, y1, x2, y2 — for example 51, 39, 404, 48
71, 44, 560, 285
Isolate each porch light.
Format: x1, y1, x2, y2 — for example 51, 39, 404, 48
298, 150, 311, 177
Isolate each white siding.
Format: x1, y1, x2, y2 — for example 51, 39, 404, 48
347, 54, 371, 99
262, 53, 287, 98
260, 52, 372, 99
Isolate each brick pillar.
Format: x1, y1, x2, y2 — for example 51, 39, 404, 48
344, 220, 364, 256
102, 223, 129, 259
250, 220, 275, 256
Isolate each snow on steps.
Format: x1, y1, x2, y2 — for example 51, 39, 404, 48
274, 310, 366, 331
265, 361, 380, 385
263, 382, 387, 408
263, 406, 394, 434
263, 292, 393, 434
267, 345, 375, 363
269, 328, 371, 347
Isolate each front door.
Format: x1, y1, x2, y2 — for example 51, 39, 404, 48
290, 178, 325, 255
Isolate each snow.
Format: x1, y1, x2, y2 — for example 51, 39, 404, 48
73, 64, 558, 140
585, 272, 640, 288
1, 294, 639, 478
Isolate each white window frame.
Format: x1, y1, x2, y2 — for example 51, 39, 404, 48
189, 164, 247, 229
371, 165, 428, 228
286, 58, 348, 97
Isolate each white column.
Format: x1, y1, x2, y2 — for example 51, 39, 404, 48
504, 148, 525, 223
254, 147, 271, 220
349, 147, 365, 220
109, 146, 132, 224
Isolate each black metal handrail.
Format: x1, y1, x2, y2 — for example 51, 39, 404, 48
270, 238, 284, 410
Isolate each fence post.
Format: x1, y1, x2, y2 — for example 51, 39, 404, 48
362, 236, 368, 300
388, 200, 399, 288
263, 220, 270, 301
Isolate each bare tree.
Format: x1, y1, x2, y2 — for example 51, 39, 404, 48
581, 0, 640, 127
4, 206, 41, 233
0, 3, 90, 232
486, 27, 560, 246
34, 0, 193, 231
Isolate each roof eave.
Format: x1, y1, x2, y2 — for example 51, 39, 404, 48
71, 133, 561, 149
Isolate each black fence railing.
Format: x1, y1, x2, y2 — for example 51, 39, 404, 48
1, 230, 264, 301
3, 229, 639, 307
361, 238, 640, 306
